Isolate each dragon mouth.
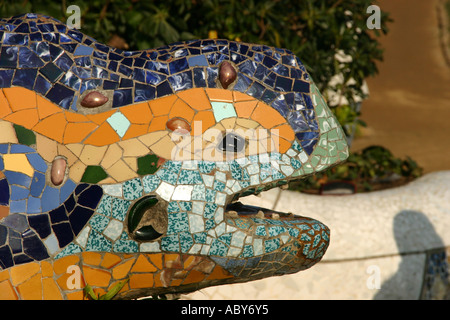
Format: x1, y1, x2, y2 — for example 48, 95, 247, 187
225, 201, 292, 219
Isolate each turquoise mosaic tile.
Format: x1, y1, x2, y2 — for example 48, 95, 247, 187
167, 212, 190, 233
112, 198, 131, 221
85, 230, 113, 252
96, 194, 113, 216
106, 111, 131, 138
89, 214, 110, 232
123, 178, 143, 200
178, 169, 203, 184
210, 239, 229, 256
161, 234, 179, 251
142, 174, 161, 192
113, 232, 139, 252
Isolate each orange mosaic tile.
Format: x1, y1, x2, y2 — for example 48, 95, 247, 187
206, 265, 234, 280
192, 110, 216, 134
83, 122, 121, 146
120, 102, 153, 124
169, 98, 195, 123
147, 253, 163, 270
53, 255, 80, 275
183, 270, 205, 285
10, 262, 40, 286
4, 108, 39, 129
148, 115, 169, 132
148, 94, 177, 116
42, 278, 64, 300
271, 123, 295, 142
36, 95, 63, 120
101, 253, 123, 269
0, 90, 12, 118
83, 266, 111, 287
0, 280, 18, 300
64, 111, 91, 123
82, 252, 103, 266
17, 273, 42, 300
121, 123, 149, 140
129, 273, 154, 289
41, 261, 54, 278
233, 90, 255, 102
234, 100, 258, 118
0, 269, 10, 282
205, 88, 233, 102
177, 88, 211, 111
86, 109, 115, 125
63, 122, 98, 144
32, 112, 66, 143
250, 102, 286, 128
131, 255, 158, 273
112, 259, 135, 280
3, 87, 36, 112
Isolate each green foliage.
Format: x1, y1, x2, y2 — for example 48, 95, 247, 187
289, 146, 423, 193
84, 278, 129, 300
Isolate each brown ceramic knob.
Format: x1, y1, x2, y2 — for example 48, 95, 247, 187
219, 61, 237, 89
51, 158, 67, 186
166, 118, 191, 134
80, 91, 108, 108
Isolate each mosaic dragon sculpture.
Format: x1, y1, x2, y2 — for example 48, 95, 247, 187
0, 13, 348, 299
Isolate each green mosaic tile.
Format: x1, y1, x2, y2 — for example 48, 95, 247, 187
13, 124, 36, 146
137, 154, 160, 175
80, 165, 108, 183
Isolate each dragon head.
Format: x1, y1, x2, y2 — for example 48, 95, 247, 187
0, 13, 348, 299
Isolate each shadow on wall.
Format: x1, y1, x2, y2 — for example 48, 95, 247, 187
374, 210, 450, 300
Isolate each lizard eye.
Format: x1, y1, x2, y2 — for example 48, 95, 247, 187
218, 133, 245, 153
80, 91, 108, 108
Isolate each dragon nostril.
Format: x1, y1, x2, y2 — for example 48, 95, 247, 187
127, 195, 167, 241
